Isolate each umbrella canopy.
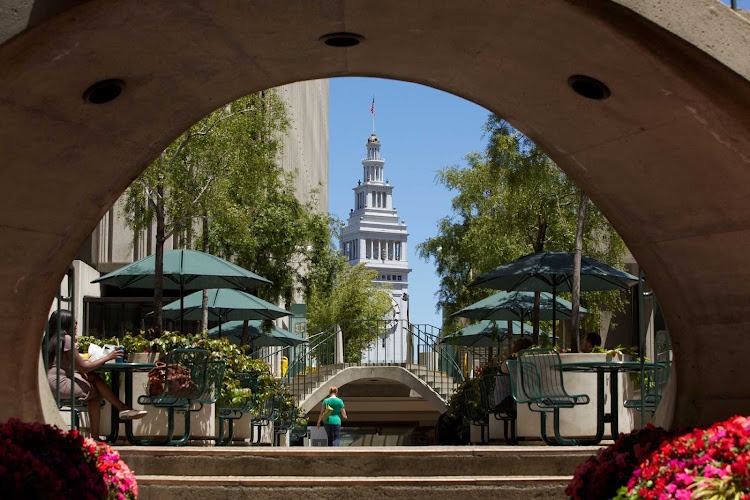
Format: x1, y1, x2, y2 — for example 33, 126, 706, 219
451, 291, 587, 321
469, 251, 637, 292
161, 289, 291, 323
92, 249, 271, 291
93, 249, 271, 333
207, 320, 306, 347
469, 251, 637, 343
440, 320, 548, 348
451, 290, 587, 353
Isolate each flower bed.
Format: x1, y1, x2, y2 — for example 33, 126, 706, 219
616, 415, 750, 499
565, 424, 674, 500
0, 419, 137, 499
568, 415, 750, 500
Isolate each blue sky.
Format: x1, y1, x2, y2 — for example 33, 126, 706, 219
329, 78, 488, 327
328, 2, 747, 327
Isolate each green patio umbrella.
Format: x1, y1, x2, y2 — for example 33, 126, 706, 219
93, 249, 271, 333
161, 289, 291, 335
469, 251, 637, 345
451, 290, 587, 353
440, 320, 548, 348
207, 320, 306, 347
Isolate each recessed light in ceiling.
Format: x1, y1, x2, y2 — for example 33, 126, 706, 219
320, 32, 364, 47
567, 75, 610, 100
83, 79, 125, 104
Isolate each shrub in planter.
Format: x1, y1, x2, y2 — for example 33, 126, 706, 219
565, 424, 675, 500
615, 415, 750, 500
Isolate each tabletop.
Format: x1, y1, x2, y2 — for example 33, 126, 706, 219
561, 361, 659, 373
97, 362, 156, 372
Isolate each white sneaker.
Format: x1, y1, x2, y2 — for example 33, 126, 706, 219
119, 409, 148, 420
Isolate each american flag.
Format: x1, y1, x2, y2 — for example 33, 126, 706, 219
370, 97, 375, 116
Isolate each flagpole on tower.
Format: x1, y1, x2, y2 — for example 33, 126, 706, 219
371, 96, 375, 134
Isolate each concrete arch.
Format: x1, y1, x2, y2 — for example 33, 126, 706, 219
2, 0, 750, 428
298, 366, 447, 415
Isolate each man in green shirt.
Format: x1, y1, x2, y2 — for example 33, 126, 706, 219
316, 386, 347, 446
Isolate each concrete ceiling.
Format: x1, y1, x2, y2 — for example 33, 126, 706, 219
1, 0, 750, 428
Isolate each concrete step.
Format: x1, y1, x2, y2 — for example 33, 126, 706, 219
135, 475, 571, 499
118, 446, 595, 478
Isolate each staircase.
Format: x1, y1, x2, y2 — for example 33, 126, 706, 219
121, 445, 593, 499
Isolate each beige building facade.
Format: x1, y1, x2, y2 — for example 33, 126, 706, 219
70, 80, 329, 335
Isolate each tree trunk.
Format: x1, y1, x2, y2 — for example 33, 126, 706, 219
240, 319, 250, 347
571, 192, 588, 353
153, 184, 166, 338
201, 212, 209, 332
531, 220, 547, 345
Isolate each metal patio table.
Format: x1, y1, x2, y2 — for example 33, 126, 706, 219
561, 361, 657, 441
97, 362, 155, 444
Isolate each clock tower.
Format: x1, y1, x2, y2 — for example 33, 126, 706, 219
340, 132, 411, 362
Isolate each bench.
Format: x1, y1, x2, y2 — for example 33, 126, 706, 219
135, 348, 211, 445
274, 405, 306, 446
250, 393, 283, 446
216, 373, 259, 446
508, 348, 592, 445
459, 379, 490, 444
478, 373, 518, 445
625, 330, 671, 414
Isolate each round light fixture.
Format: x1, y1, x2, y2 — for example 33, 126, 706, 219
83, 79, 125, 104
567, 75, 610, 100
320, 32, 364, 47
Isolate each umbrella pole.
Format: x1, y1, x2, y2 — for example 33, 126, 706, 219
507, 320, 513, 358
552, 284, 557, 347
180, 284, 185, 335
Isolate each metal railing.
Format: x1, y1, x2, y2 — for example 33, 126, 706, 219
43, 266, 77, 431
284, 320, 464, 404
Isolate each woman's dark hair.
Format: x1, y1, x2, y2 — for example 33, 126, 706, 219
46, 309, 74, 366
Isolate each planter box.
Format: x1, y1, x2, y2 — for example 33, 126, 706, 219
127, 352, 160, 364
100, 370, 216, 442
515, 352, 639, 440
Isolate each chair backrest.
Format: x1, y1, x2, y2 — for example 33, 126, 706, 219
516, 348, 571, 402
163, 348, 211, 400
478, 373, 512, 412
196, 360, 225, 405
255, 393, 284, 421
235, 373, 259, 412
653, 329, 671, 399
460, 379, 487, 422
506, 359, 540, 404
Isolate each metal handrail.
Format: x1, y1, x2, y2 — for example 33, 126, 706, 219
284, 320, 464, 404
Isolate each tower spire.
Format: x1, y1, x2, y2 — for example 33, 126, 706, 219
370, 96, 375, 134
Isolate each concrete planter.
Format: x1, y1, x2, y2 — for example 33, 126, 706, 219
99, 370, 216, 442
127, 352, 160, 364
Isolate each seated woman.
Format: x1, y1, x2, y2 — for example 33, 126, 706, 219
500, 337, 534, 374
46, 309, 147, 440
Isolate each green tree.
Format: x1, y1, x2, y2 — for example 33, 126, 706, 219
306, 262, 393, 362
418, 115, 627, 341
124, 90, 336, 335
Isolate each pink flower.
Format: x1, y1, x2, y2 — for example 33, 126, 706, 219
674, 489, 691, 499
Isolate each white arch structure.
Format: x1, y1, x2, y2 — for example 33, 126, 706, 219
298, 366, 447, 414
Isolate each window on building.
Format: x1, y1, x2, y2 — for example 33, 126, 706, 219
397, 275, 402, 281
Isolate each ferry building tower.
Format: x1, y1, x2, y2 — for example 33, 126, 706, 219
340, 133, 411, 362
